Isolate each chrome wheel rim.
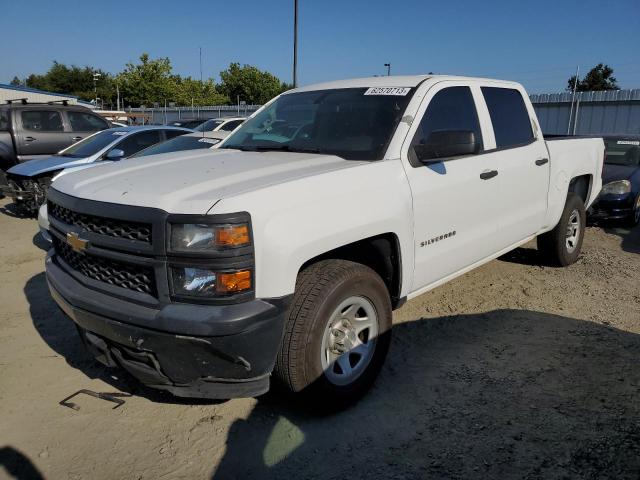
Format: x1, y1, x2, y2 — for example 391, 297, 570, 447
566, 209, 581, 253
320, 296, 379, 386
634, 196, 640, 224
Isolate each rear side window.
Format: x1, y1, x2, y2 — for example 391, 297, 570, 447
481, 87, 534, 148
114, 130, 163, 157
219, 120, 243, 131
21, 110, 64, 132
411, 86, 483, 156
68, 111, 109, 131
163, 129, 185, 140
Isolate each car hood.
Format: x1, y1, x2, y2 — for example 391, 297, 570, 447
8, 155, 94, 177
51, 149, 367, 214
602, 164, 639, 184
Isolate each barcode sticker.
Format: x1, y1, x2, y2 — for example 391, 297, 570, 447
364, 87, 411, 96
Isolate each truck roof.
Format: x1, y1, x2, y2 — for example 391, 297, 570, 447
291, 74, 521, 93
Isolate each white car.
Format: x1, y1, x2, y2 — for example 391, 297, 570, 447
194, 117, 246, 139
45, 75, 603, 406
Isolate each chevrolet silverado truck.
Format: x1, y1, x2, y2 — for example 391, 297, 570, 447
45, 75, 604, 406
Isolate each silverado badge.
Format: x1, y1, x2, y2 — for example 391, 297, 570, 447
66, 232, 89, 252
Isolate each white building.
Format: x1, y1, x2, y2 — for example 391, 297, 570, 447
0, 82, 93, 107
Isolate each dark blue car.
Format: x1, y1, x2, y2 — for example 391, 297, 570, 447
589, 135, 640, 226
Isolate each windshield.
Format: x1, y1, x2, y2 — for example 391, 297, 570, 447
221, 87, 414, 160
133, 135, 218, 157
604, 139, 640, 167
58, 130, 126, 158
195, 119, 225, 132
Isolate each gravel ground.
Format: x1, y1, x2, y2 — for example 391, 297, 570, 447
0, 197, 638, 480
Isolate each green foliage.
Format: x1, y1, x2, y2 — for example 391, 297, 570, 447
11, 55, 291, 108
219, 63, 291, 105
567, 64, 619, 92
23, 61, 114, 105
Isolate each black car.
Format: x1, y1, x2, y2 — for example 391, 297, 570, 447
589, 135, 640, 226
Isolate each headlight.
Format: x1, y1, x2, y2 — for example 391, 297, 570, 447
170, 223, 250, 252
601, 180, 631, 196
170, 267, 251, 297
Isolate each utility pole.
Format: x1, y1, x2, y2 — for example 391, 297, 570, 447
93, 72, 102, 107
567, 65, 579, 135
384, 63, 391, 76
116, 84, 120, 111
293, 0, 298, 87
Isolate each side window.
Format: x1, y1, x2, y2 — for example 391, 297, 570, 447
220, 120, 243, 131
481, 87, 534, 148
163, 129, 185, 140
410, 87, 483, 163
21, 110, 64, 132
68, 111, 109, 131
113, 130, 162, 157
0, 109, 9, 130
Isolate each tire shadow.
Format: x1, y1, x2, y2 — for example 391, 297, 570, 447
212, 310, 640, 480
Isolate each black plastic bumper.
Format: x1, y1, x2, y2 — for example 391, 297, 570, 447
46, 254, 291, 399
588, 197, 634, 220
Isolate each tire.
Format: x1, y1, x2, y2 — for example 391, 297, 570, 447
537, 193, 586, 266
274, 259, 392, 409
623, 194, 640, 228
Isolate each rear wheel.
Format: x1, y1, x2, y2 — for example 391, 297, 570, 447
537, 193, 586, 266
274, 260, 392, 409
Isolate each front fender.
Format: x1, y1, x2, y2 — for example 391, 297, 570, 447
211, 160, 414, 298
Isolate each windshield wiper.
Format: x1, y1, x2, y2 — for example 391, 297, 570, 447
233, 145, 322, 154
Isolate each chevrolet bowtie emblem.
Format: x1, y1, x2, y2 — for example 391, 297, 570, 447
66, 232, 89, 252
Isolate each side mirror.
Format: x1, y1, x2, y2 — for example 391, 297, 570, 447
413, 130, 479, 163
105, 149, 125, 160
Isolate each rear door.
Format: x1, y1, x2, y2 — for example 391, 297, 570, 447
66, 110, 110, 144
476, 86, 549, 247
402, 82, 501, 290
17, 109, 71, 159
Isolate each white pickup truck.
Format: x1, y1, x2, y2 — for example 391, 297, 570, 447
45, 75, 604, 406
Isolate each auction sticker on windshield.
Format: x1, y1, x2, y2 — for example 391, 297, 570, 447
364, 87, 411, 96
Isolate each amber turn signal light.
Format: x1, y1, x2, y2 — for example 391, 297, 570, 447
215, 225, 250, 247
216, 270, 252, 293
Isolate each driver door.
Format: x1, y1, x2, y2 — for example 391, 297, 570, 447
402, 82, 501, 292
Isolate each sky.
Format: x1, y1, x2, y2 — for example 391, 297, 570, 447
2, 0, 639, 94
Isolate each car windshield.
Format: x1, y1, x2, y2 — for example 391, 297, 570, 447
58, 130, 126, 158
195, 119, 225, 132
133, 135, 219, 157
604, 139, 640, 167
221, 87, 414, 160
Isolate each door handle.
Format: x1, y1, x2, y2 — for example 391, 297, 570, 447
480, 170, 498, 180
72, 136, 83, 141
24, 136, 35, 142
535, 158, 549, 166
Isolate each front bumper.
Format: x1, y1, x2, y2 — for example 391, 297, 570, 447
46, 252, 291, 399
588, 196, 635, 220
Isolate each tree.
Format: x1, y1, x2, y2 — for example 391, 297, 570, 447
23, 61, 114, 106
173, 77, 228, 107
116, 54, 179, 107
567, 63, 619, 92
10, 76, 22, 86
219, 63, 291, 105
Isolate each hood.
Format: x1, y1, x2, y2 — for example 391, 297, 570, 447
7, 155, 94, 177
602, 163, 639, 184
51, 149, 366, 214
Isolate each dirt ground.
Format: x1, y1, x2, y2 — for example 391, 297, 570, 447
0, 196, 639, 480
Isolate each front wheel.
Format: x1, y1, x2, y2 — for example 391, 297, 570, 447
624, 194, 640, 227
274, 260, 392, 409
537, 193, 586, 266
